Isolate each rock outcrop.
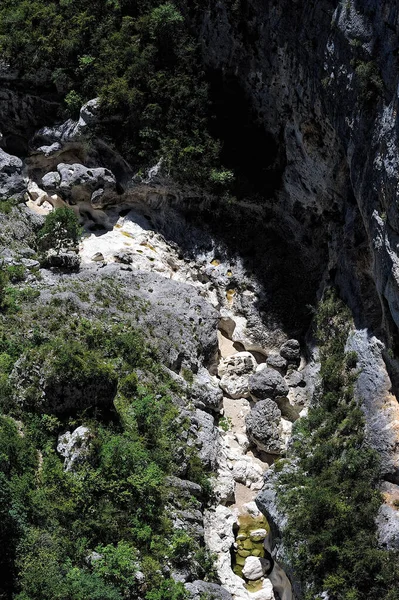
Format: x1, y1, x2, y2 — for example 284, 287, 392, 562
245, 400, 284, 455
0, 148, 25, 198
249, 369, 289, 401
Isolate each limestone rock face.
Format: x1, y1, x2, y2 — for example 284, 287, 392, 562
376, 482, 399, 550
0, 148, 25, 198
377, 503, 399, 551
218, 352, 257, 398
57, 426, 92, 471
245, 399, 284, 455
42, 163, 118, 207
185, 580, 233, 600
346, 330, 399, 483
191, 367, 223, 412
249, 368, 289, 401
70, 266, 219, 372
191, 409, 220, 470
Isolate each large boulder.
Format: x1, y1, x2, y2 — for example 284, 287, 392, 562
249, 368, 289, 400
245, 399, 284, 455
191, 409, 220, 470
279, 339, 301, 363
57, 426, 92, 471
266, 353, 288, 374
191, 367, 223, 412
42, 162, 119, 207
242, 556, 272, 581
0, 148, 25, 198
185, 581, 233, 600
218, 352, 257, 399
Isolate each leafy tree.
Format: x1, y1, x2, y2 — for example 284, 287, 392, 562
38, 207, 81, 253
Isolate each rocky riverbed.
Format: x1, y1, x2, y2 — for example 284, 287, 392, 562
25, 186, 309, 600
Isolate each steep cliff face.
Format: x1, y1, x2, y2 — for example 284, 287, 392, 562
200, 0, 399, 340
198, 0, 399, 572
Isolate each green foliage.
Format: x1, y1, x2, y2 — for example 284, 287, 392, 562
38, 207, 81, 254
181, 366, 194, 385
145, 580, 187, 600
209, 168, 235, 190
354, 60, 384, 104
277, 290, 399, 600
6, 264, 26, 283
0, 0, 224, 184
0, 197, 19, 214
0, 276, 209, 599
218, 415, 232, 432
65, 90, 84, 116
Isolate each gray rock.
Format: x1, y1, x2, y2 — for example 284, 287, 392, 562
245, 399, 284, 454
284, 369, 306, 388
20, 258, 40, 268
41, 171, 61, 189
242, 555, 271, 580
191, 367, 223, 412
43, 249, 81, 271
218, 352, 257, 399
185, 581, 233, 600
114, 251, 133, 265
279, 340, 301, 363
0, 148, 25, 198
376, 483, 399, 550
266, 353, 288, 374
191, 409, 219, 469
78, 98, 100, 128
42, 163, 118, 206
57, 426, 92, 471
346, 330, 399, 483
249, 368, 289, 400
165, 476, 203, 498
36, 142, 62, 157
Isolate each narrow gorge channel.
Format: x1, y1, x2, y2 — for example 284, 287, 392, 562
204, 321, 294, 600
39, 191, 300, 600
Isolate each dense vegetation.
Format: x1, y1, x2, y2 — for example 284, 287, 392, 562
277, 291, 399, 600
0, 0, 230, 186
0, 209, 212, 600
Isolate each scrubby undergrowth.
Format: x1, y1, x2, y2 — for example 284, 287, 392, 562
276, 292, 399, 600
0, 210, 213, 600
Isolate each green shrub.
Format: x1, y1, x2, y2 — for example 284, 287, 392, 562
38, 207, 81, 254
0, 197, 19, 214
277, 290, 399, 600
65, 90, 84, 116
